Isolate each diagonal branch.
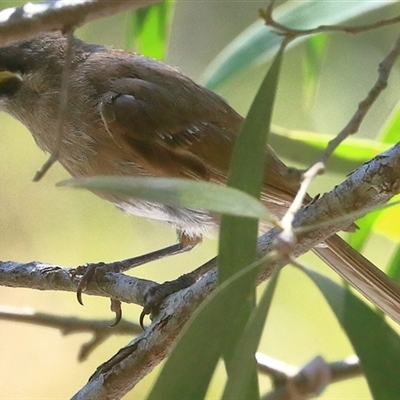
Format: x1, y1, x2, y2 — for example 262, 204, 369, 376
261, 3, 400, 163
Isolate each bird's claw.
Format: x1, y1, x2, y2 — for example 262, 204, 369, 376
139, 273, 197, 329
71, 262, 123, 325
71, 262, 106, 305
109, 298, 123, 327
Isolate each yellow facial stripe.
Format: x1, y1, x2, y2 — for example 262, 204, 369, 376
0, 70, 22, 83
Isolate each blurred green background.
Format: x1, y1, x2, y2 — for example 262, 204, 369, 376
2, 1, 400, 398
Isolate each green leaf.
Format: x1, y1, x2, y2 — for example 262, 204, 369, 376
146, 257, 266, 400
222, 272, 279, 400
58, 176, 272, 221
217, 46, 284, 399
378, 101, 400, 144
387, 245, 400, 281
269, 127, 388, 173
125, 0, 175, 60
202, 1, 390, 90
302, 34, 328, 107
305, 268, 400, 399
219, 47, 284, 281
348, 212, 381, 252
147, 47, 284, 400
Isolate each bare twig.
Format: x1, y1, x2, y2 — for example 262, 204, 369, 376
260, 5, 400, 38
0, 0, 161, 47
321, 32, 400, 162
280, 163, 324, 232
0, 306, 141, 361
33, 29, 75, 181
260, 4, 400, 164
257, 353, 362, 400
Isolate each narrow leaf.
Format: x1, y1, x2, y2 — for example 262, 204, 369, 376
302, 34, 328, 106
222, 272, 280, 400
269, 127, 388, 171
305, 268, 400, 399
147, 48, 285, 400
217, 46, 284, 400
146, 257, 266, 400
59, 176, 272, 221
387, 245, 400, 281
202, 1, 391, 89
219, 46, 284, 281
125, 0, 175, 60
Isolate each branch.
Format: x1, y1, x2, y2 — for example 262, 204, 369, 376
0, 306, 141, 361
257, 353, 362, 399
70, 141, 400, 399
321, 32, 400, 162
0, 260, 157, 307
260, 5, 400, 37
0, 0, 161, 47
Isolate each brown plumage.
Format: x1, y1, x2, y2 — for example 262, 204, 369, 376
1, 32, 400, 323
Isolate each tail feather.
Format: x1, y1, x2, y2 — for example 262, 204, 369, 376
312, 234, 400, 324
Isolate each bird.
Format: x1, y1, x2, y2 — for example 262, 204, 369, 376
0, 32, 400, 324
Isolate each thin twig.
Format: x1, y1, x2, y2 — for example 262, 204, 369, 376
275, 162, 324, 260
33, 29, 74, 181
321, 32, 400, 162
257, 353, 362, 400
280, 162, 324, 232
0, 260, 157, 307
260, 6, 400, 38
261, 3, 400, 164
0, 306, 141, 361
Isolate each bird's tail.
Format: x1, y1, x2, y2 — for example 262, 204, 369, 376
312, 234, 400, 324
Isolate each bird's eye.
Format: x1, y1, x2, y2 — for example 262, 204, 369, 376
0, 71, 23, 96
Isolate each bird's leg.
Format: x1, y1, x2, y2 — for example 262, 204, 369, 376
71, 234, 201, 325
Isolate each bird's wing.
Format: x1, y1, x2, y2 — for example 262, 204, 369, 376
99, 75, 241, 181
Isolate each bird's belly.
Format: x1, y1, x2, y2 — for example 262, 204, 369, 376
114, 198, 217, 239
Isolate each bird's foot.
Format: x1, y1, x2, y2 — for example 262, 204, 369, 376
71, 261, 123, 326
140, 273, 198, 329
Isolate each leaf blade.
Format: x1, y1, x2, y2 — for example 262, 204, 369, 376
305, 268, 400, 399
125, 0, 175, 60
59, 176, 272, 221
202, 1, 391, 89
